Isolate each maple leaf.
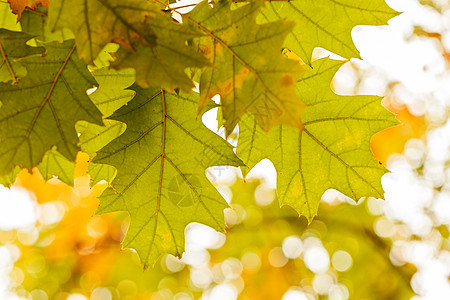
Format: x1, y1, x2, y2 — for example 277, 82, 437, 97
237, 58, 398, 221
0, 29, 44, 84
38, 67, 136, 185
77, 120, 126, 158
88, 162, 116, 185
0, 2, 21, 31
20, 5, 74, 43
93, 87, 243, 267
259, 0, 399, 65
37, 147, 116, 185
0, 40, 103, 175
89, 67, 136, 117
38, 146, 75, 184
76, 67, 133, 159
49, 0, 208, 91
183, 0, 305, 134
6, 0, 48, 20
0, 166, 20, 187
111, 16, 209, 91
91, 44, 120, 70
48, 0, 158, 64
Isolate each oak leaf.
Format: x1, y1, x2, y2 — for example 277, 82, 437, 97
7, 0, 48, 20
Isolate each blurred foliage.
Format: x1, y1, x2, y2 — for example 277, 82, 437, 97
0, 148, 418, 299
371, 97, 427, 165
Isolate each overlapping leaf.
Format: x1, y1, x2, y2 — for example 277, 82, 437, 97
89, 67, 136, 116
0, 2, 21, 31
94, 87, 243, 267
238, 58, 398, 221
0, 166, 20, 187
48, 0, 158, 64
77, 120, 126, 158
6, 0, 48, 20
36, 68, 134, 185
112, 16, 208, 91
259, 0, 398, 65
20, 5, 74, 43
49, 0, 208, 91
184, 0, 305, 134
0, 40, 103, 175
37, 147, 116, 185
76, 67, 133, 158
38, 146, 75, 184
0, 29, 44, 83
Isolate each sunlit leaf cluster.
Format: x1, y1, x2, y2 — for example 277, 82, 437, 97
0, 0, 398, 265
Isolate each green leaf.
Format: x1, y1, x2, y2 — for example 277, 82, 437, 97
76, 67, 134, 159
37, 147, 116, 185
38, 146, 74, 184
0, 40, 103, 175
0, 2, 21, 31
0, 29, 44, 83
91, 43, 119, 69
20, 6, 74, 43
89, 67, 136, 116
259, 0, 399, 65
111, 14, 208, 91
88, 162, 116, 185
237, 58, 398, 221
184, 0, 305, 134
0, 166, 20, 187
48, 0, 158, 64
76, 119, 127, 158
49, 0, 208, 91
94, 87, 244, 267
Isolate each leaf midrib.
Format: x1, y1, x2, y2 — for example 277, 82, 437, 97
0, 41, 17, 83
303, 128, 381, 194
172, 2, 294, 112
0, 44, 77, 167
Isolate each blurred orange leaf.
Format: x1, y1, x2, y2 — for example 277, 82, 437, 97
371, 98, 427, 165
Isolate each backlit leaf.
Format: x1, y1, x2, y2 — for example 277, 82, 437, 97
94, 87, 243, 267
238, 58, 398, 221
77, 120, 127, 158
89, 67, 136, 117
112, 17, 209, 91
38, 146, 74, 184
88, 162, 116, 185
0, 165, 20, 187
49, 0, 208, 91
184, 0, 306, 134
20, 5, 74, 43
0, 40, 103, 175
6, 0, 48, 20
0, 29, 44, 83
48, 0, 159, 64
0, 2, 21, 31
259, 0, 399, 65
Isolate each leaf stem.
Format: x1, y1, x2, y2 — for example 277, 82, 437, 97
0, 42, 18, 84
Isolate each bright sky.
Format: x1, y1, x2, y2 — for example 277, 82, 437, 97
1, 0, 450, 299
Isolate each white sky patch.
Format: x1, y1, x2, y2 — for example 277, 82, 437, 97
0, 186, 37, 231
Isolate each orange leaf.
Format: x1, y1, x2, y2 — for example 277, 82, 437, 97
7, 0, 49, 20
371, 98, 427, 165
